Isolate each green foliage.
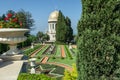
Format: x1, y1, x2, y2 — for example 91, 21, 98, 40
17, 73, 56, 80
64, 45, 73, 59
24, 45, 41, 56
18, 35, 37, 48
0, 43, 8, 54
40, 64, 65, 75
56, 11, 73, 43
17, 9, 34, 29
63, 64, 78, 80
77, 0, 120, 80
37, 31, 49, 43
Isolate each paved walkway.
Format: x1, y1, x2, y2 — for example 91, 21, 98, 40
0, 61, 23, 80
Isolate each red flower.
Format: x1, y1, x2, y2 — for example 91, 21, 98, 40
4, 17, 9, 21
7, 13, 12, 18
12, 18, 18, 22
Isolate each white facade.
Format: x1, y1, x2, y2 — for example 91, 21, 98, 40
47, 10, 59, 42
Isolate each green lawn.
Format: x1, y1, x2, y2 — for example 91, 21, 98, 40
35, 45, 50, 56
32, 44, 77, 66
48, 45, 77, 66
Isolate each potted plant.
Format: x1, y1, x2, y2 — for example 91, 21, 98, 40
0, 10, 29, 60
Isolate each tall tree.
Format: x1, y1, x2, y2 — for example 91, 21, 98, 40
56, 11, 66, 43
77, 0, 120, 80
37, 31, 44, 43
17, 9, 34, 29
16, 9, 34, 36
56, 11, 73, 43
65, 16, 73, 43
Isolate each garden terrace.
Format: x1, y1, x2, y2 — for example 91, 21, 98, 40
35, 45, 50, 57
30, 45, 45, 57
39, 64, 65, 76
60, 45, 66, 58
48, 45, 77, 66
64, 45, 73, 59
23, 45, 42, 56
42, 45, 51, 55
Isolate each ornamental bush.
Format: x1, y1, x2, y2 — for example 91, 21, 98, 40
77, 0, 120, 80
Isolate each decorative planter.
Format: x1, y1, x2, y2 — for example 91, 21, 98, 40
0, 28, 29, 55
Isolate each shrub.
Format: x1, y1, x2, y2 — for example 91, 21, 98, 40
17, 73, 56, 80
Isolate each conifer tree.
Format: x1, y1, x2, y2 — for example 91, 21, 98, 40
77, 0, 120, 80
56, 11, 73, 43
65, 16, 73, 43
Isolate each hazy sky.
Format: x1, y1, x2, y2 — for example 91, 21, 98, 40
0, 0, 82, 35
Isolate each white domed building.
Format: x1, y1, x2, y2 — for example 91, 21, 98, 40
47, 10, 59, 42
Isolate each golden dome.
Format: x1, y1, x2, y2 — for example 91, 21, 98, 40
48, 10, 59, 22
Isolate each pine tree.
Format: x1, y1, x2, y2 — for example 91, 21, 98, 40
77, 0, 120, 80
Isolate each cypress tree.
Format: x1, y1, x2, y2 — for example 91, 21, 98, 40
56, 11, 67, 43
56, 11, 73, 43
77, 0, 120, 80
65, 16, 73, 43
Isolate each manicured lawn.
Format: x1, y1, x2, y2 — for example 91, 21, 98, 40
48, 45, 77, 66
55, 45, 61, 57
32, 44, 77, 66
48, 56, 76, 66
35, 45, 49, 56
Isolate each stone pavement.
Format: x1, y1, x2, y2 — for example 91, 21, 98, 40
0, 61, 23, 80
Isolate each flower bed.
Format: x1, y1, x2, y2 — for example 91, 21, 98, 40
0, 10, 23, 28
60, 45, 66, 58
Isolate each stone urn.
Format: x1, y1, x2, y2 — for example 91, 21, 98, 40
0, 28, 29, 60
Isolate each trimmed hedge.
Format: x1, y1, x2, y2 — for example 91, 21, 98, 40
40, 64, 65, 75
24, 45, 41, 56
64, 45, 73, 59
17, 73, 56, 80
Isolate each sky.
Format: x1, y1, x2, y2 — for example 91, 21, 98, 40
0, 0, 82, 35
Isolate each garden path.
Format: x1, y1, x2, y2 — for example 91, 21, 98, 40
30, 45, 45, 57
61, 45, 66, 58
41, 57, 49, 63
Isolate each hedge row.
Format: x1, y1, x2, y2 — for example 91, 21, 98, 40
17, 73, 56, 80
24, 45, 41, 56
64, 45, 73, 59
